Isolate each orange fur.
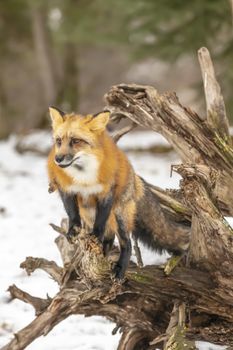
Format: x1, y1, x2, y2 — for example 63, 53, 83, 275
47, 111, 138, 237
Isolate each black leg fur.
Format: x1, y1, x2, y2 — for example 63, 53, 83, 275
92, 194, 113, 242
114, 216, 132, 280
103, 236, 114, 256
59, 190, 81, 239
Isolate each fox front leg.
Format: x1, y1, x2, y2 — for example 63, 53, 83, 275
59, 190, 81, 240
92, 194, 114, 242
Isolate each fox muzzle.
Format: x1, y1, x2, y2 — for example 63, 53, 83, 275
55, 154, 80, 168
55, 154, 74, 168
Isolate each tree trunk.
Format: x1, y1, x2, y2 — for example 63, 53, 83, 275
56, 42, 80, 111
31, 2, 58, 107
1, 47, 233, 350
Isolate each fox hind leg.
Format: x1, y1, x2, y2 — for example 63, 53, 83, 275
103, 234, 115, 256
113, 215, 132, 280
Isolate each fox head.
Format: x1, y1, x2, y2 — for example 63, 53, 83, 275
49, 107, 110, 176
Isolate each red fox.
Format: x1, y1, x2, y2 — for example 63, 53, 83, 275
48, 107, 190, 279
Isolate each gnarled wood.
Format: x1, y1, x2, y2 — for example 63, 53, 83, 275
173, 164, 233, 272
20, 257, 63, 284
198, 47, 230, 142
8, 285, 51, 315
2, 209, 233, 350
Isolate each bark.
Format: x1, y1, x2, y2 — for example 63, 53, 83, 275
1, 47, 233, 350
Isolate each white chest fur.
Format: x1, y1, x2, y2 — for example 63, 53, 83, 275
67, 183, 103, 197
64, 153, 103, 197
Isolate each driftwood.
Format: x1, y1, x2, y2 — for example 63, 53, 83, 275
2, 47, 233, 350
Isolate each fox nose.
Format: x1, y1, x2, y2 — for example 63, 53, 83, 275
55, 154, 65, 164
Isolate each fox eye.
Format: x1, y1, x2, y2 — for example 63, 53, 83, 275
56, 138, 62, 147
70, 138, 83, 146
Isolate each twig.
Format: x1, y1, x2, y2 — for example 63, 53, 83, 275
49, 222, 66, 236
164, 255, 183, 275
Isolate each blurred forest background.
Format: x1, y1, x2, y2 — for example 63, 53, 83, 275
0, 0, 233, 139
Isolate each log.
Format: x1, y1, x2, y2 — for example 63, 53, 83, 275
2, 228, 233, 349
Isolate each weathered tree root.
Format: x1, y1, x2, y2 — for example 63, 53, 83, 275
2, 203, 233, 350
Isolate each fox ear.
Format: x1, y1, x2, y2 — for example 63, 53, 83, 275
49, 106, 65, 129
88, 112, 110, 132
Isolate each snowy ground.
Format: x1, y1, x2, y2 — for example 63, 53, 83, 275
0, 131, 230, 350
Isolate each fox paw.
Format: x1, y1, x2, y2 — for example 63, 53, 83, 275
66, 225, 80, 243
112, 263, 126, 282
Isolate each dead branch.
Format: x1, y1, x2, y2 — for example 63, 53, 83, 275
8, 285, 51, 315
163, 302, 197, 350
148, 184, 191, 221
198, 47, 230, 142
20, 257, 63, 284
112, 121, 137, 142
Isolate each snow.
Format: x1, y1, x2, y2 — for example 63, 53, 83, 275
0, 131, 230, 350
196, 343, 227, 350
